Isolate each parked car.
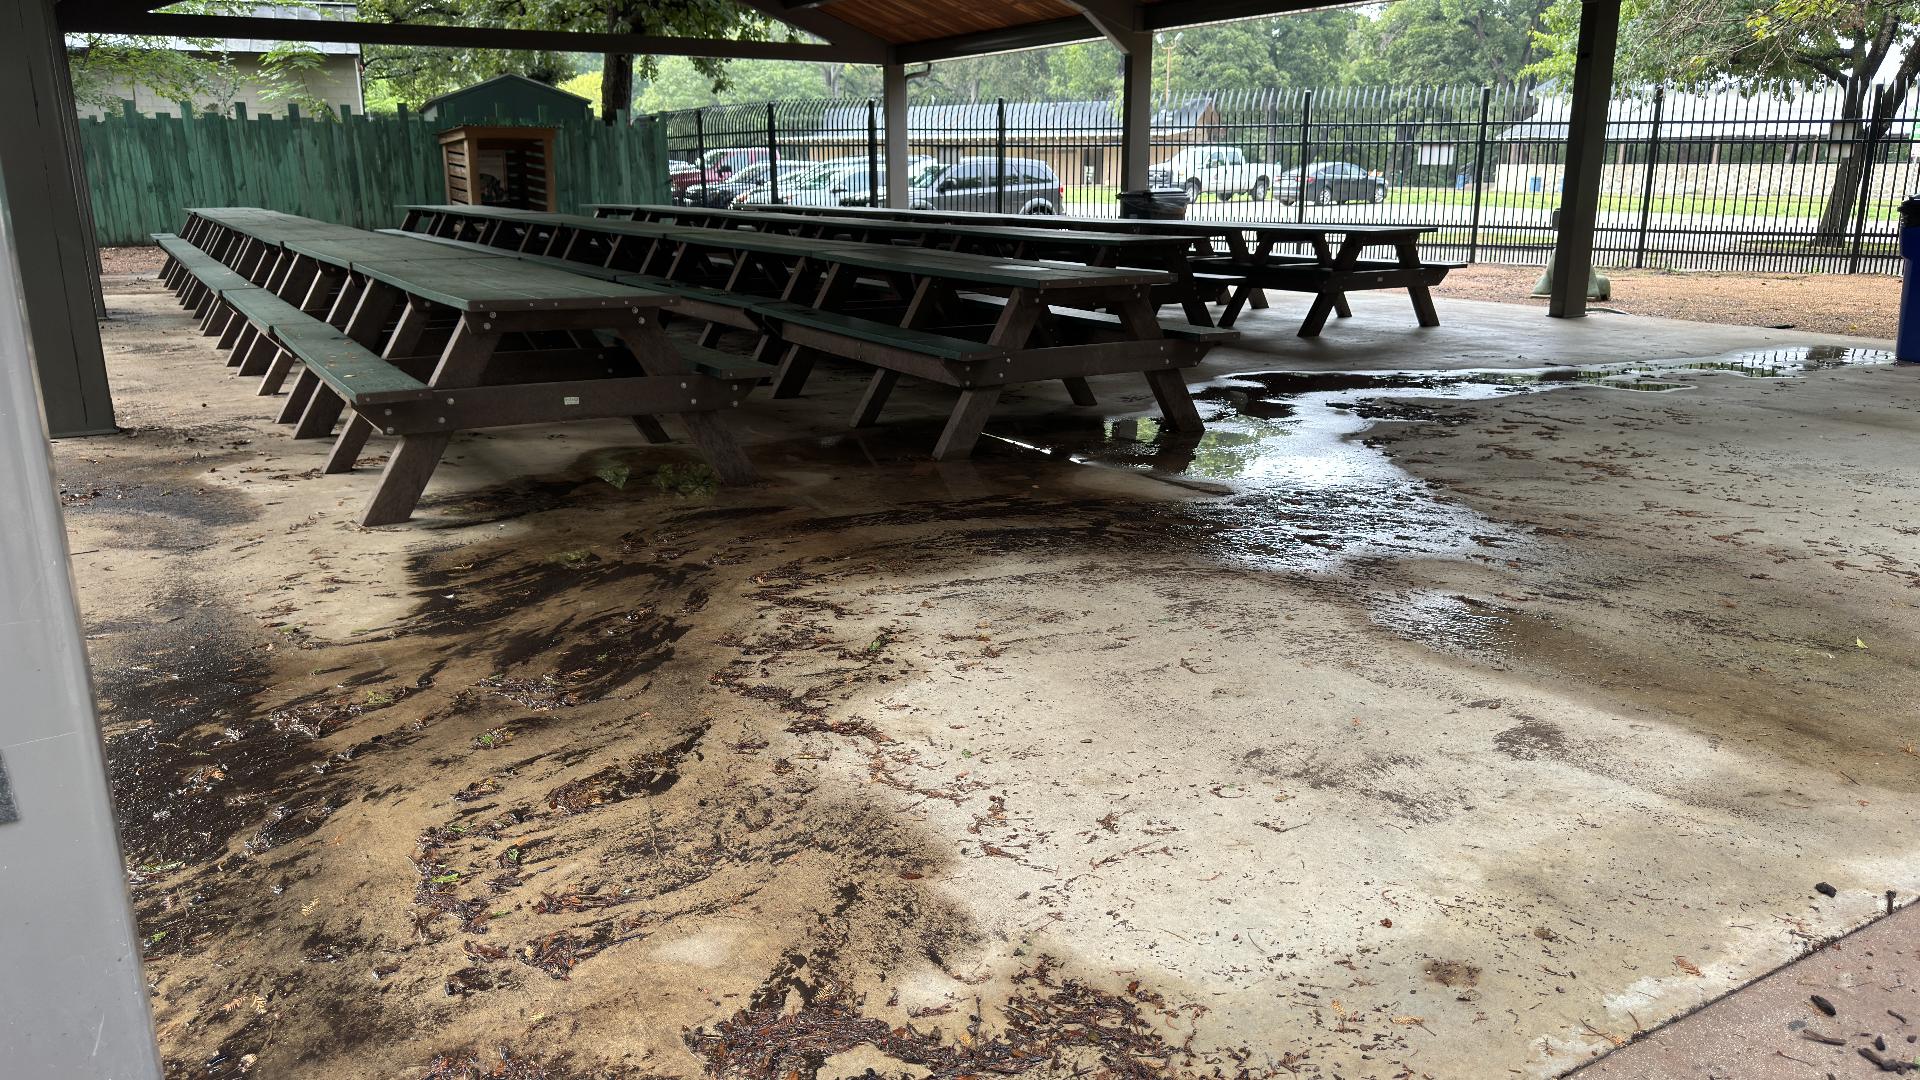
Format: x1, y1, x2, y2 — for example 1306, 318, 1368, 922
1148, 145, 1271, 202
907, 156, 1062, 214
679, 161, 806, 208
669, 147, 776, 194
1276, 161, 1387, 206
736, 155, 932, 207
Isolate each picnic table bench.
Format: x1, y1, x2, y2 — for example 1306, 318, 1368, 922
404, 203, 1234, 460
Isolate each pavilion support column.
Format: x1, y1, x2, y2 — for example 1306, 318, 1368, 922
1547, 0, 1621, 319
1119, 30, 1154, 192
0, 193, 163, 1080
883, 62, 910, 209
0, 0, 116, 435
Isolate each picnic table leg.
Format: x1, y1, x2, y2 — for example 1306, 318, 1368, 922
773, 262, 853, 398
1141, 247, 1212, 327
851, 370, 901, 428
227, 325, 256, 367
926, 289, 1045, 459
359, 321, 500, 526
236, 331, 278, 378
1396, 240, 1441, 327
847, 276, 939, 429
630, 416, 673, 444
1062, 378, 1098, 406
275, 275, 365, 420
296, 282, 402, 440
611, 317, 757, 485
931, 388, 1003, 461
325, 297, 430, 473
1226, 232, 1270, 311
1114, 287, 1203, 433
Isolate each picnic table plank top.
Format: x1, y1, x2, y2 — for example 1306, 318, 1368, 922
670, 224, 1169, 289
350, 255, 668, 313
405, 203, 557, 220
662, 206, 1181, 249
723, 202, 1434, 240
285, 234, 514, 268
418, 206, 1172, 290
188, 208, 367, 242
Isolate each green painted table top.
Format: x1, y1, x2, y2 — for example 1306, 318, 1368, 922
350, 255, 668, 313
285, 235, 513, 269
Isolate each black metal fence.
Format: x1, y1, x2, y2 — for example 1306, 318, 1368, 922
650, 82, 1920, 273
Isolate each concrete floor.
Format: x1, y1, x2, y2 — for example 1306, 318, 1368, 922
66, 278, 1920, 1079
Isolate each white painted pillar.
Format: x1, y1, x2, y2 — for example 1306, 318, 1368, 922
0, 194, 163, 1078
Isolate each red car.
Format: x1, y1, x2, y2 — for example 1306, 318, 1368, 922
669, 147, 776, 193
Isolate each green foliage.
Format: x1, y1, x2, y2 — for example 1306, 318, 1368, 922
1527, 0, 1920, 93
1158, 13, 1362, 96
356, 0, 772, 115
1347, 0, 1552, 88
66, 0, 331, 113
635, 57, 878, 111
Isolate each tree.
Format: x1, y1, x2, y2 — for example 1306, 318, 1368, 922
1346, 0, 1551, 89
1530, 0, 1920, 241
355, 0, 770, 120
66, 0, 332, 114
1160, 12, 1361, 97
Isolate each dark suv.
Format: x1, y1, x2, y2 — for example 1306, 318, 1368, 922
908, 157, 1062, 215
1276, 161, 1387, 206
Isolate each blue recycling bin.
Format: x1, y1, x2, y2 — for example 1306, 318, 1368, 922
1901, 196, 1920, 362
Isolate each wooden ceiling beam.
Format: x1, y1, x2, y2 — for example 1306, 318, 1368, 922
1062, 0, 1141, 51
53, 10, 875, 63
729, 0, 890, 61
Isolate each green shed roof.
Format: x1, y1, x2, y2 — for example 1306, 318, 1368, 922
419, 74, 592, 125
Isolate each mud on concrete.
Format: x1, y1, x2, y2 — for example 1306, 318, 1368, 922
63, 279, 1920, 1079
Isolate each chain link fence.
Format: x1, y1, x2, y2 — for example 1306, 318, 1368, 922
650, 82, 1920, 274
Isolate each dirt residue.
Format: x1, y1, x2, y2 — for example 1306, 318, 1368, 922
1434, 263, 1898, 340
63, 277, 1920, 1080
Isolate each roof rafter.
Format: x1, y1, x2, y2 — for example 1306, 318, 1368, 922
54, 10, 872, 62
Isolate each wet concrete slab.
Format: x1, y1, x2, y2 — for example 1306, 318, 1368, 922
62, 280, 1920, 1079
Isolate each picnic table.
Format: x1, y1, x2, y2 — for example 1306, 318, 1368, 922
159, 209, 760, 525
714, 203, 1454, 337
402, 203, 1232, 460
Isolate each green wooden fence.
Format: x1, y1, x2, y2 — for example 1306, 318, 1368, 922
78, 101, 668, 247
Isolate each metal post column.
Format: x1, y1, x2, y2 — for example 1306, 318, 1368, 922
1548, 0, 1622, 318
1119, 30, 1153, 193
883, 62, 910, 209
0, 0, 116, 436
0, 197, 162, 1078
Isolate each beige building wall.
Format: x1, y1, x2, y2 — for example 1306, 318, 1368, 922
78, 53, 362, 119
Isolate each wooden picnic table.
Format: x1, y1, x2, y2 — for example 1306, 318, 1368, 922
403, 203, 1225, 460
590, 203, 1221, 326
166, 209, 759, 524
307, 249, 755, 524
804, 207, 1451, 338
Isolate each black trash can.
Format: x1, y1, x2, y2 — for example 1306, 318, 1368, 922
1118, 188, 1190, 220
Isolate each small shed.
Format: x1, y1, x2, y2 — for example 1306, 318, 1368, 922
419, 74, 592, 125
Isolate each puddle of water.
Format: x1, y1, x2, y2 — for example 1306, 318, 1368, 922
985, 345, 1893, 577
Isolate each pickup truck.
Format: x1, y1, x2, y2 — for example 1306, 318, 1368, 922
1147, 145, 1271, 203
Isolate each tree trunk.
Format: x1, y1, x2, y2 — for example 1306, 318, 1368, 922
602, 51, 633, 124
1814, 84, 1870, 244
601, 6, 634, 125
